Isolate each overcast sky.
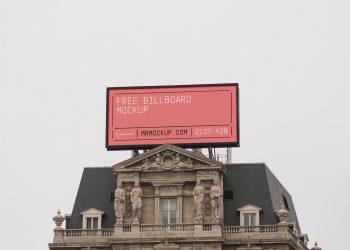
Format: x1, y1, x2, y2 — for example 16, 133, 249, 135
1, 1, 349, 249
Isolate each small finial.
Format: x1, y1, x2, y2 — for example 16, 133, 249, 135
311, 241, 322, 250
53, 209, 65, 228
275, 205, 289, 224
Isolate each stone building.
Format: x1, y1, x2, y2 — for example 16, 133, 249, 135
50, 144, 311, 250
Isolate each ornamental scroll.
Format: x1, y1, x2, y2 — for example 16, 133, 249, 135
140, 151, 193, 170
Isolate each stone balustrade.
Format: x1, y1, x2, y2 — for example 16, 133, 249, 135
140, 224, 194, 232
113, 223, 222, 239
223, 224, 309, 250
223, 225, 278, 234
52, 224, 308, 250
64, 229, 114, 237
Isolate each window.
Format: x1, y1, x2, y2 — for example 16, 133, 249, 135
161, 199, 176, 224
224, 190, 234, 200
243, 213, 256, 226
86, 217, 98, 229
282, 195, 289, 210
237, 204, 262, 227
80, 208, 104, 229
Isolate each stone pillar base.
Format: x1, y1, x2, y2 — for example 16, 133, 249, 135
53, 227, 64, 243
193, 224, 222, 238
113, 224, 140, 238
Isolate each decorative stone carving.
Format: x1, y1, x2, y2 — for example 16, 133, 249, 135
141, 151, 193, 170
118, 172, 139, 179
131, 180, 143, 224
114, 183, 125, 224
197, 170, 219, 177
141, 171, 196, 182
125, 199, 133, 219
275, 205, 289, 224
193, 180, 205, 223
160, 186, 178, 196
53, 209, 65, 228
204, 196, 212, 217
210, 179, 222, 223
153, 240, 179, 249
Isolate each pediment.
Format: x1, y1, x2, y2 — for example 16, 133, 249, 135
237, 204, 262, 212
113, 144, 224, 174
80, 208, 104, 215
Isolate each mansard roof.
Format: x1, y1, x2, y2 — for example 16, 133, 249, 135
223, 163, 301, 233
65, 167, 116, 229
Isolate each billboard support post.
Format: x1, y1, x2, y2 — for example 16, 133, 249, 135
227, 147, 232, 164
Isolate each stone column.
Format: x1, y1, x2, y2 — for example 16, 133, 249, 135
176, 185, 183, 223
154, 186, 160, 224
219, 175, 224, 221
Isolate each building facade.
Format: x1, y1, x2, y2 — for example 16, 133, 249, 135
49, 144, 310, 250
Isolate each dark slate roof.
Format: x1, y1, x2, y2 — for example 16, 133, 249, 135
67, 163, 300, 233
66, 167, 116, 229
223, 163, 300, 233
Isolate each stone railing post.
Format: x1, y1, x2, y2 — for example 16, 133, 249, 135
277, 224, 288, 233
53, 227, 64, 243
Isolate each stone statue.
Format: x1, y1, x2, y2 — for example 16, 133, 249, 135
114, 182, 125, 224
210, 179, 222, 222
193, 179, 205, 223
130, 180, 142, 223
141, 158, 151, 169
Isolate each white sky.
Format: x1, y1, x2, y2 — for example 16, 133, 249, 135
1, 1, 349, 249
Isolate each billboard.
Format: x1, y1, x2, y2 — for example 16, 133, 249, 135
106, 83, 239, 150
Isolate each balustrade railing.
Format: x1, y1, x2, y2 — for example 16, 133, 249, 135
122, 225, 132, 232
140, 224, 194, 232
223, 225, 278, 234
64, 229, 113, 237
202, 224, 212, 231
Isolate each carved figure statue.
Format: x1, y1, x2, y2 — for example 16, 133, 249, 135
141, 158, 151, 169
175, 153, 181, 163
149, 154, 162, 169
130, 180, 142, 223
193, 179, 205, 223
210, 179, 222, 222
114, 182, 125, 224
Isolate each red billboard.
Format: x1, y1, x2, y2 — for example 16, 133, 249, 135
106, 83, 239, 150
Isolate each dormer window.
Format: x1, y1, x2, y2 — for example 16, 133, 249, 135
80, 208, 104, 229
238, 204, 262, 226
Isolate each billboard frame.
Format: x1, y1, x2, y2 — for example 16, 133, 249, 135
106, 83, 240, 150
